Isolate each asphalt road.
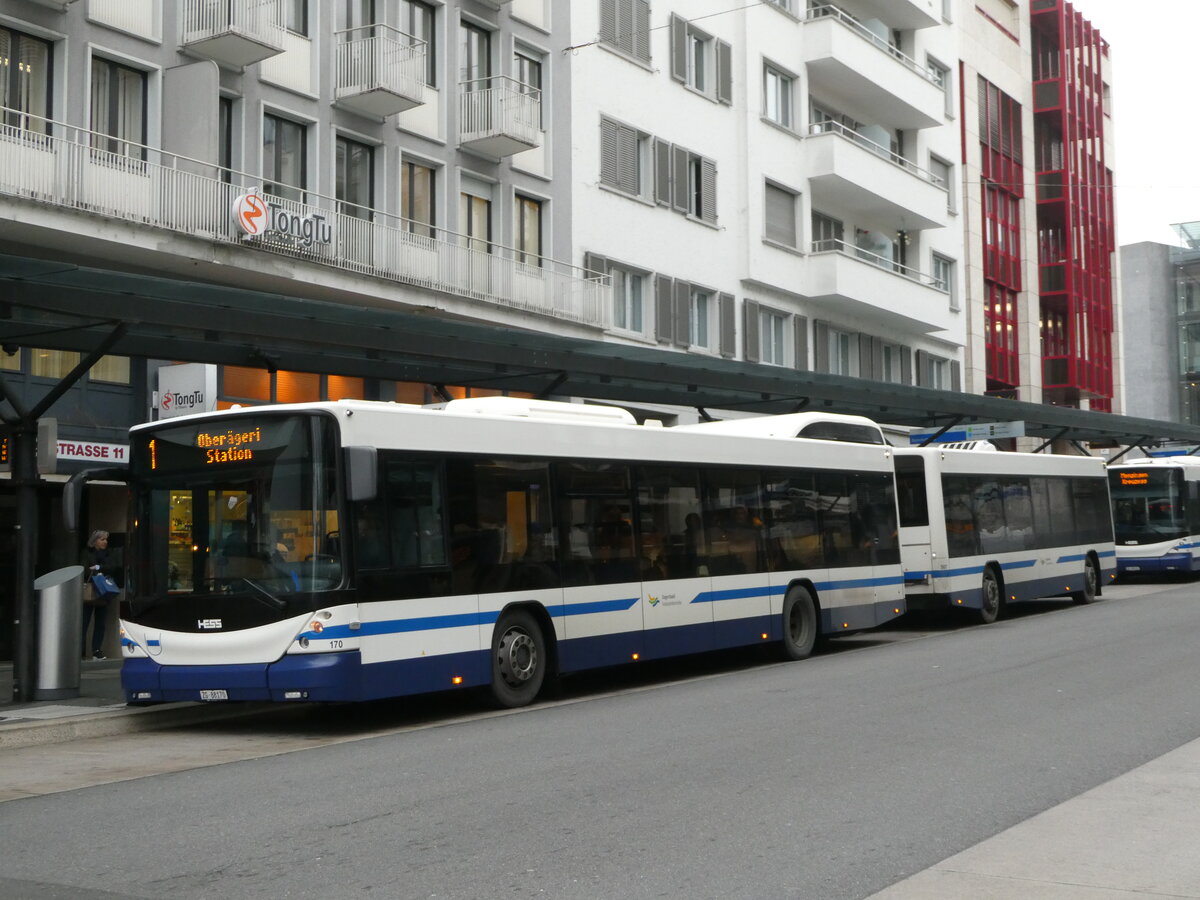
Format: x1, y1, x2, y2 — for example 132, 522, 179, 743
1, 581, 1198, 899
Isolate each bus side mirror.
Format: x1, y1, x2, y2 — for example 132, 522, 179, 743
62, 466, 128, 533
345, 446, 377, 502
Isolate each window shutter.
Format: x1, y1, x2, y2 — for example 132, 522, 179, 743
743, 299, 760, 362
655, 274, 674, 344
700, 157, 717, 223
764, 183, 796, 246
654, 139, 672, 205
599, 118, 619, 188
794, 316, 808, 370
951, 359, 962, 392
632, 0, 651, 62
915, 350, 929, 386
901, 347, 912, 384
719, 293, 736, 358
669, 14, 687, 83
717, 40, 732, 105
672, 146, 689, 212
673, 280, 691, 348
814, 321, 830, 373
872, 338, 884, 381
583, 252, 609, 278
616, 123, 638, 194
858, 335, 875, 380
600, 0, 617, 46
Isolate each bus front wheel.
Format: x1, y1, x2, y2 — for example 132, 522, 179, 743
780, 585, 818, 660
1073, 556, 1099, 605
979, 568, 1003, 625
489, 609, 546, 708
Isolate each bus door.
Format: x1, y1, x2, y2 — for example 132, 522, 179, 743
705, 469, 771, 650
555, 463, 644, 670
634, 467, 714, 660
895, 455, 933, 589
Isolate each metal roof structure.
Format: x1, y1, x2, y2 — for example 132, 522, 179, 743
3, 252, 1198, 450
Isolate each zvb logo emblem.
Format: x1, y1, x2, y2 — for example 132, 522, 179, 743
232, 191, 268, 236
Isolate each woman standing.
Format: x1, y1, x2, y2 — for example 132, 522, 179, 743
82, 529, 118, 660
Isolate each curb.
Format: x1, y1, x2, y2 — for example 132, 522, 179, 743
0, 701, 279, 750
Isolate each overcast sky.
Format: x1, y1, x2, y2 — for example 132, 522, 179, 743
1066, 0, 1200, 247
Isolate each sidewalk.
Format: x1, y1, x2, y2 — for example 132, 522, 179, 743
0, 660, 268, 749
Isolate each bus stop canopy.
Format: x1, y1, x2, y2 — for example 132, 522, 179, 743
1, 251, 1197, 450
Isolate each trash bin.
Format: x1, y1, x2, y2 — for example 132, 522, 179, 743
34, 565, 84, 700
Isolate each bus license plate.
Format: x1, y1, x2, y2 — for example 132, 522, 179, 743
199, 690, 228, 701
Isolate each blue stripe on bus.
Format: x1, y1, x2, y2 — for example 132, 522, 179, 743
691, 574, 905, 604
305, 596, 641, 640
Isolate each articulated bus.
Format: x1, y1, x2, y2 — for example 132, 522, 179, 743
1108, 456, 1200, 577
893, 445, 1116, 623
114, 398, 906, 707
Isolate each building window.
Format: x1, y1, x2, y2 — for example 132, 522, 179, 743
460, 191, 491, 252
928, 357, 949, 389
1, 348, 20, 372
263, 113, 306, 203
929, 154, 954, 211
90, 356, 130, 385
761, 310, 786, 366
90, 58, 147, 160
335, 135, 374, 220
600, 0, 651, 64
827, 329, 858, 377
338, 0, 375, 32
763, 64, 793, 128
401, 160, 435, 237
811, 211, 844, 251
690, 288, 713, 350
764, 182, 798, 248
880, 343, 904, 383
515, 195, 542, 266
927, 57, 952, 117
686, 152, 716, 222
459, 21, 491, 88
218, 97, 233, 183
669, 14, 730, 103
612, 266, 645, 334
514, 50, 543, 128
686, 25, 710, 93
763, 0, 796, 13
933, 253, 957, 310
402, 0, 436, 86
599, 117, 648, 198
1, 27, 52, 134
30, 349, 80, 379
283, 0, 308, 36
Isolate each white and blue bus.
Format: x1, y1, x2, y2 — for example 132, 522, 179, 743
1108, 456, 1200, 577
894, 445, 1116, 623
116, 398, 906, 707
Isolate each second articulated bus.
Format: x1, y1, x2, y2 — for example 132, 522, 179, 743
894, 445, 1116, 623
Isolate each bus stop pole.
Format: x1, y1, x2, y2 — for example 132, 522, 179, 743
11, 418, 39, 704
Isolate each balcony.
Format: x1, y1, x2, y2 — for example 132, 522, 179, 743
0, 108, 607, 329
807, 241, 949, 333
802, 6, 944, 129
806, 122, 948, 232
335, 26, 427, 119
849, 0, 941, 29
459, 76, 541, 158
181, 0, 286, 69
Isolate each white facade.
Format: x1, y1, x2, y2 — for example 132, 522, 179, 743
569, 0, 964, 387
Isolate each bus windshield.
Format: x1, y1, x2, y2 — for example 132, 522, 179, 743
128, 412, 342, 628
1109, 468, 1186, 544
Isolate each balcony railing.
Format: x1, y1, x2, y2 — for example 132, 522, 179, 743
335, 25, 427, 118
808, 120, 947, 188
805, 5, 942, 87
811, 238, 946, 290
181, 0, 286, 68
0, 108, 607, 329
459, 76, 541, 157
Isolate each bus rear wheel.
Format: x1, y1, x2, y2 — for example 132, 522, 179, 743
780, 585, 818, 660
978, 568, 1003, 625
489, 609, 546, 708
1073, 556, 1099, 605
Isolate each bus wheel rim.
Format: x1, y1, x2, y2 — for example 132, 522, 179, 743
499, 630, 537, 685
